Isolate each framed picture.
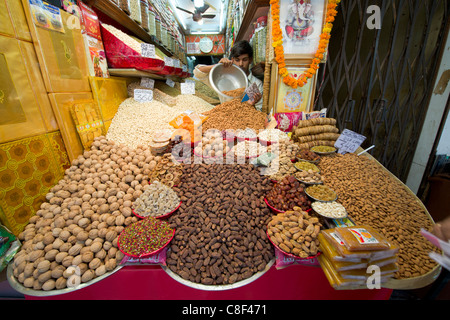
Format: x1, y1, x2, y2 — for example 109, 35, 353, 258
280, 0, 327, 59
269, 61, 317, 114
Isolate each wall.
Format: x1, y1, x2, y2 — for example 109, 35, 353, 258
406, 32, 450, 194
185, 34, 225, 55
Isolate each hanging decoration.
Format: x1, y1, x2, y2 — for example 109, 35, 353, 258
270, 0, 341, 89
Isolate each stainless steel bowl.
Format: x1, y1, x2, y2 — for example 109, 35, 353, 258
209, 63, 248, 103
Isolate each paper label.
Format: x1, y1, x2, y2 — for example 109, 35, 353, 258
334, 129, 366, 154
164, 57, 174, 67
330, 232, 345, 246
166, 79, 175, 88
141, 43, 156, 58
134, 89, 153, 102
29, 0, 65, 33
349, 228, 379, 245
180, 82, 195, 95
140, 77, 155, 89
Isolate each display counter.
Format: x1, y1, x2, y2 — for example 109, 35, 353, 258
23, 264, 392, 300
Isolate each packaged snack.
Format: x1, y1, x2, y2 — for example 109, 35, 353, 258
321, 229, 373, 259
335, 225, 391, 251
318, 254, 367, 289
339, 262, 398, 280
274, 112, 302, 132
318, 233, 364, 263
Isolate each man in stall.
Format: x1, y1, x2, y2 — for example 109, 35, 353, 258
194, 40, 263, 111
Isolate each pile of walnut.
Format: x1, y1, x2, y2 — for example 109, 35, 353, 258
267, 207, 321, 258
11, 136, 158, 291
291, 117, 340, 150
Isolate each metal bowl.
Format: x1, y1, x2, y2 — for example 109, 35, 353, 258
209, 63, 248, 103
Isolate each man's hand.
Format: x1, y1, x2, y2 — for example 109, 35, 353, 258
219, 57, 233, 68
248, 92, 262, 106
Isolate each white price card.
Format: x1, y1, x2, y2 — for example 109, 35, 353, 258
164, 57, 174, 67
134, 89, 153, 103
140, 77, 155, 89
166, 79, 175, 88
334, 129, 366, 154
141, 43, 156, 58
180, 82, 195, 95
182, 65, 187, 72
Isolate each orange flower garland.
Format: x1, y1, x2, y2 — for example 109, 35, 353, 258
271, 0, 341, 89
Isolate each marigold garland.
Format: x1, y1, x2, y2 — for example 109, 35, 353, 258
270, 0, 341, 89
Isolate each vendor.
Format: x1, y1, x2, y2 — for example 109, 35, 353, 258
194, 40, 263, 111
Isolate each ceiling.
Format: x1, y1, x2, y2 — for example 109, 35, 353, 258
168, 0, 229, 35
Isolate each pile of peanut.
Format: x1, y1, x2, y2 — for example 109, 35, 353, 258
167, 163, 274, 285
318, 153, 438, 279
202, 99, 267, 132
267, 207, 321, 258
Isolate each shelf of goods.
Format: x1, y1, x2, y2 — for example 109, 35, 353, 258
4, 103, 440, 298
92, 0, 188, 80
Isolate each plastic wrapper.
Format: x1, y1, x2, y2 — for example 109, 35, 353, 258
318, 254, 367, 290
0, 225, 21, 272
273, 247, 320, 269
100, 23, 164, 73
70, 99, 105, 150
169, 111, 208, 129
274, 112, 302, 132
129, 0, 141, 24
49, 92, 94, 162
120, 246, 168, 266
321, 229, 399, 261
335, 225, 391, 251
140, 0, 149, 31
78, 0, 102, 40
22, 2, 91, 92
300, 108, 327, 120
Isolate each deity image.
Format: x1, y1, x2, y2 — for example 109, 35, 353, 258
284, 0, 315, 42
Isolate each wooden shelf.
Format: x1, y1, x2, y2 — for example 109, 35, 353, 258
92, 0, 173, 57
235, 0, 270, 42
108, 68, 182, 81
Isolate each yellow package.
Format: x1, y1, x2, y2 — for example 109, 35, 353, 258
318, 254, 367, 290
340, 263, 398, 280
318, 233, 364, 263
321, 229, 398, 260
70, 99, 105, 150
335, 225, 391, 251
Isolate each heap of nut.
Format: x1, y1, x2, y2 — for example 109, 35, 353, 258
12, 136, 152, 290
167, 163, 274, 285
267, 207, 321, 258
265, 175, 311, 212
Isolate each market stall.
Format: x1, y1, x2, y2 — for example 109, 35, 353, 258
0, 0, 445, 302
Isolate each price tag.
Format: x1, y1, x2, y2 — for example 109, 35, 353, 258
334, 129, 366, 154
164, 57, 174, 67
180, 82, 195, 95
182, 65, 187, 72
141, 43, 156, 58
166, 79, 175, 88
134, 89, 153, 103
140, 77, 155, 89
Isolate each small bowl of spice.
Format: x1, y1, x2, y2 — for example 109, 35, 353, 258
310, 145, 336, 155
305, 185, 338, 202
294, 160, 320, 173
117, 217, 175, 258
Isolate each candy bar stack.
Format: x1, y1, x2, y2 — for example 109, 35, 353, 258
318, 225, 398, 290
